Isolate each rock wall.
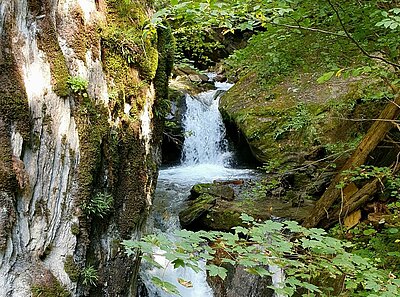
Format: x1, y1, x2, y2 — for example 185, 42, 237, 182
0, 0, 172, 296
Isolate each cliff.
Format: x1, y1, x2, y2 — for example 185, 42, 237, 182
0, 0, 172, 296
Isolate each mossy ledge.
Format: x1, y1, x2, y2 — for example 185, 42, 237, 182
31, 271, 70, 297
64, 255, 80, 282
33, 0, 69, 97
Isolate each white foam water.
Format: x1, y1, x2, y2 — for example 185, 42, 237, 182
140, 76, 285, 297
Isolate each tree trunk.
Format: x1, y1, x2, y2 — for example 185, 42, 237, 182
303, 93, 400, 228
0, 1, 172, 296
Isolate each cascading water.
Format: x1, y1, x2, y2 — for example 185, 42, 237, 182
181, 83, 232, 166
139, 75, 284, 297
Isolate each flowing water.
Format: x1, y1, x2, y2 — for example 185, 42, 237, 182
140, 76, 282, 297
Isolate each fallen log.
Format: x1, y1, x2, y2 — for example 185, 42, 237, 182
303, 93, 400, 228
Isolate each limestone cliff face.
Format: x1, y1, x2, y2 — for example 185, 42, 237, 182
0, 0, 171, 296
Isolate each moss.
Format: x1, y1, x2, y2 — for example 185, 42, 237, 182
0, 124, 17, 250
31, 269, 70, 297
0, 46, 31, 139
68, 6, 101, 62
31, 283, 70, 297
179, 194, 217, 229
113, 127, 148, 237
138, 45, 159, 81
64, 255, 80, 282
36, 13, 69, 97
190, 183, 234, 201
70, 223, 80, 235
102, 0, 159, 83
103, 50, 140, 105
69, 6, 87, 62
0, 23, 28, 249
154, 25, 175, 117
74, 96, 109, 211
203, 209, 243, 231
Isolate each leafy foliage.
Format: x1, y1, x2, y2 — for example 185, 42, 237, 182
376, 8, 400, 30
123, 214, 400, 296
67, 76, 88, 97
82, 265, 98, 286
82, 192, 114, 218
337, 165, 400, 199
151, 0, 400, 81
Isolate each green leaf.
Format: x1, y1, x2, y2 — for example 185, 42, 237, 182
206, 264, 227, 279
363, 229, 376, 236
172, 258, 185, 269
151, 277, 181, 296
317, 71, 334, 83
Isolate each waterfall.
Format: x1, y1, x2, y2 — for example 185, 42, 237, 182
140, 77, 285, 297
181, 82, 233, 166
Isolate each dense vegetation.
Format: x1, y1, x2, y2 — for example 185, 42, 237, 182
126, 0, 400, 296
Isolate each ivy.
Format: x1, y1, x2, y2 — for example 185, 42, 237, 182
123, 214, 400, 296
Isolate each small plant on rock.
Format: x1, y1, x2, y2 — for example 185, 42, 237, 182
67, 76, 88, 97
82, 193, 114, 218
82, 265, 98, 287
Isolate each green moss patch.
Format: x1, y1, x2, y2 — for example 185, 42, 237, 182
102, 0, 159, 93
0, 36, 30, 138
0, 20, 29, 250
220, 71, 385, 164
74, 96, 109, 212
36, 15, 69, 97
31, 270, 70, 297
64, 255, 80, 282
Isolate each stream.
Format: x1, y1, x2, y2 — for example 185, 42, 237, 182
139, 76, 273, 297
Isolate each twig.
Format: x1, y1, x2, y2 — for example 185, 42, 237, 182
272, 22, 347, 38
327, 0, 400, 69
292, 149, 354, 172
331, 117, 400, 123
163, 132, 183, 146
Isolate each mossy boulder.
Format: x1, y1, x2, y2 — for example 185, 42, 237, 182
190, 183, 235, 201
219, 71, 387, 166
179, 194, 216, 229
179, 180, 315, 232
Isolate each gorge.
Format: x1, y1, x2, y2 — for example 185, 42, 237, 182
1, 0, 400, 296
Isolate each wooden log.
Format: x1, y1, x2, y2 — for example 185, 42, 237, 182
320, 179, 380, 228
303, 93, 400, 228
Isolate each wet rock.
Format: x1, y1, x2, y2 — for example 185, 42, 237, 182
307, 171, 336, 196
200, 206, 245, 231
190, 183, 235, 201
208, 265, 274, 297
188, 73, 209, 83
179, 194, 217, 229
214, 74, 227, 82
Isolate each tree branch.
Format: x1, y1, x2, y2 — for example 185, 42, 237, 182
272, 22, 347, 38
327, 0, 400, 69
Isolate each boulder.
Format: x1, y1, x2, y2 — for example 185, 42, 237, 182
179, 194, 216, 229
190, 183, 235, 201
